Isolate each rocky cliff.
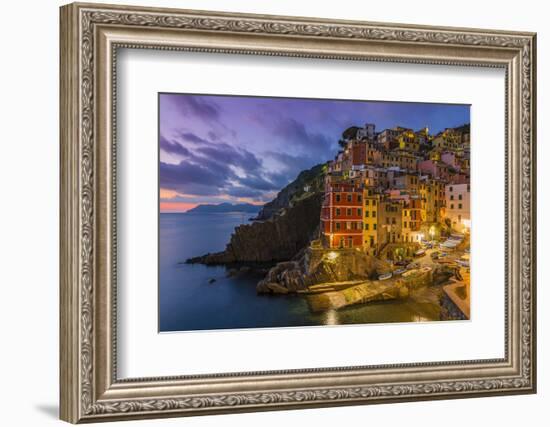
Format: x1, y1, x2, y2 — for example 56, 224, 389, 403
186, 192, 323, 265
253, 163, 325, 221
186, 163, 326, 265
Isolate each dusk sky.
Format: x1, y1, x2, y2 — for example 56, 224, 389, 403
159, 93, 470, 213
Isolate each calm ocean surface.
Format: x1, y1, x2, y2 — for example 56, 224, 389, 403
159, 212, 440, 332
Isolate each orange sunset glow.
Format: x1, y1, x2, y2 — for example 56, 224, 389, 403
160, 202, 198, 213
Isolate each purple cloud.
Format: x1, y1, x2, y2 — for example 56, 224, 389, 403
159, 135, 190, 157
169, 95, 221, 120
160, 93, 470, 204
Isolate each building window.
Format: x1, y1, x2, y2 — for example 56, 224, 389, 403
459, 194, 463, 200
450, 195, 454, 200
373, 224, 377, 230
449, 186, 453, 192
347, 194, 352, 202
458, 203, 462, 209
450, 203, 454, 209
365, 210, 369, 218
336, 222, 341, 230
336, 194, 341, 202
365, 223, 369, 231
347, 208, 352, 216
336, 208, 341, 216
392, 218, 396, 224
404, 221, 408, 228
365, 199, 369, 206
357, 195, 362, 203
372, 200, 376, 206
346, 222, 352, 230
357, 208, 362, 216
372, 211, 376, 218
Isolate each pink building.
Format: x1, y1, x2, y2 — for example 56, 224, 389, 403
418, 159, 449, 180
441, 151, 461, 170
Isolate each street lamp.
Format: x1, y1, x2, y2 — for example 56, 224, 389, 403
429, 225, 436, 242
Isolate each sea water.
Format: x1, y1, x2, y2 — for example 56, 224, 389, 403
159, 212, 441, 332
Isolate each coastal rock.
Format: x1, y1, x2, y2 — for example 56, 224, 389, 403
265, 282, 290, 294
257, 248, 391, 294
187, 192, 323, 265
257, 261, 307, 294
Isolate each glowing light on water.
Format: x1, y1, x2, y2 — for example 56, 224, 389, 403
324, 309, 338, 325
326, 251, 339, 261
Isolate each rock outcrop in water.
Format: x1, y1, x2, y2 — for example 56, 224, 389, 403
186, 192, 323, 265
257, 248, 392, 294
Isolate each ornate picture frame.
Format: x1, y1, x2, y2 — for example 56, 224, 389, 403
60, 2, 536, 423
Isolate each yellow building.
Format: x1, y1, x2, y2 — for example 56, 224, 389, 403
419, 177, 446, 223
362, 189, 380, 255
398, 130, 420, 152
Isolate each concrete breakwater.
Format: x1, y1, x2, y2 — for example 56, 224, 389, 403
305, 270, 433, 312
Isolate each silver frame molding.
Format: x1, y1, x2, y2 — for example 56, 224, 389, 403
60, 2, 537, 423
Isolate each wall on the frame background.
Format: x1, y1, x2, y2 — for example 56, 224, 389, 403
0, 1, 546, 427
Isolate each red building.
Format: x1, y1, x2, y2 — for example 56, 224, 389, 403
321, 179, 363, 248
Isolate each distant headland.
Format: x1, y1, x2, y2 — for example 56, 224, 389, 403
184, 203, 262, 214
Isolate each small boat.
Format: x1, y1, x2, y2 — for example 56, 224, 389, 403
414, 249, 426, 257
394, 268, 406, 275
378, 272, 393, 281
420, 266, 432, 273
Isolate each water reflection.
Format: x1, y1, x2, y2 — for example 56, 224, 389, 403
323, 309, 339, 326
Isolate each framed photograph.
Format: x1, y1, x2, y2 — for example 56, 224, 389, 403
60, 2, 537, 423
